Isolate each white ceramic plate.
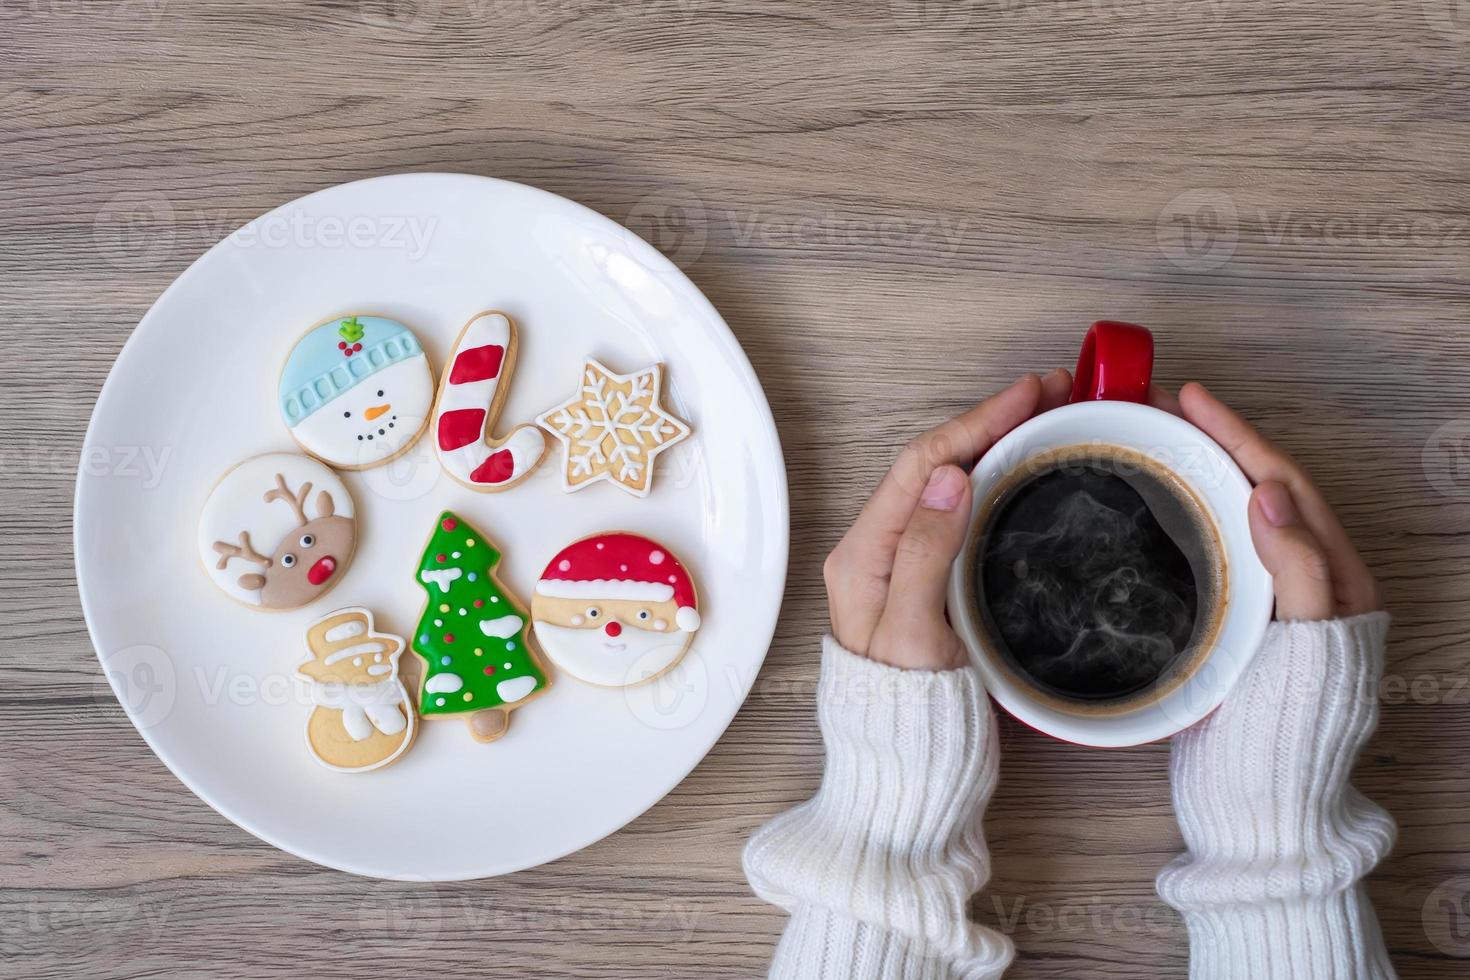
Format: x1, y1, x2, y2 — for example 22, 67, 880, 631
75, 173, 788, 880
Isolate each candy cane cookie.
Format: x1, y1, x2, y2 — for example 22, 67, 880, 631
432, 311, 547, 491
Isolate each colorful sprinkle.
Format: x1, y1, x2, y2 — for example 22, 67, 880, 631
444, 633, 455, 643
442, 517, 457, 532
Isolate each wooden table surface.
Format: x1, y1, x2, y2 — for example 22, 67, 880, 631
4, 2, 1468, 976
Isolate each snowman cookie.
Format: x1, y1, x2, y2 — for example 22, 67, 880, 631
530, 532, 701, 687
279, 313, 435, 469
295, 607, 417, 773
197, 452, 357, 610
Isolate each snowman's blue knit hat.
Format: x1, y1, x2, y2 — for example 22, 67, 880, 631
279, 315, 423, 426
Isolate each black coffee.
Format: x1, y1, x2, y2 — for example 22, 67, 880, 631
973, 449, 1220, 703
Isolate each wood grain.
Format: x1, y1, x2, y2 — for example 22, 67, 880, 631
2, 0, 1467, 975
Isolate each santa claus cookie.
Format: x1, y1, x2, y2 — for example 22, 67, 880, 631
531, 532, 701, 687
279, 313, 434, 469
197, 453, 356, 611
294, 607, 417, 773
536, 358, 691, 497
411, 512, 551, 743
431, 310, 547, 492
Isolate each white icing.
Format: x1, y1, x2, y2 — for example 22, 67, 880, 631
478, 614, 524, 639
367, 663, 391, 676
434, 312, 546, 489
534, 620, 690, 687
676, 606, 701, 632
196, 453, 354, 607
289, 354, 434, 468
325, 642, 389, 665
535, 578, 674, 601
420, 567, 463, 592
305, 679, 409, 741
324, 620, 366, 642
425, 673, 464, 694
496, 675, 538, 703
649, 550, 665, 565
535, 358, 691, 497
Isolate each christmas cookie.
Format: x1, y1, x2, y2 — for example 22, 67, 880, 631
279, 313, 434, 469
411, 512, 551, 743
294, 607, 417, 773
531, 532, 700, 687
197, 453, 356, 610
536, 358, 691, 497
432, 310, 547, 492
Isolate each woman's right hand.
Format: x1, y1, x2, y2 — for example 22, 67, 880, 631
1152, 382, 1383, 622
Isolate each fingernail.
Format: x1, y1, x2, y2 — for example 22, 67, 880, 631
921, 466, 966, 512
1257, 482, 1298, 527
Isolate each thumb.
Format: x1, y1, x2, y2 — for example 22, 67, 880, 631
868, 465, 972, 670
1249, 481, 1335, 622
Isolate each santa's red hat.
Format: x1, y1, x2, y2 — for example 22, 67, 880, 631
536, 533, 700, 632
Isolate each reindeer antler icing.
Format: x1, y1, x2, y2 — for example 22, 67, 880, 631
212, 530, 270, 569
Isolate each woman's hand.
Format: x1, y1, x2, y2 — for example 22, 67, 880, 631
823, 370, 1075, 670
1156, 382, 1384, 620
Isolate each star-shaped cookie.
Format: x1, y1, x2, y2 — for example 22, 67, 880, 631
536, 358, 692, 497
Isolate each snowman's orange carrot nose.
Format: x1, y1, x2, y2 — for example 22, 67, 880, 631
365, 403, 391, 421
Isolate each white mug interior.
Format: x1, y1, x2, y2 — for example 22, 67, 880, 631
946, 401, 1274, 747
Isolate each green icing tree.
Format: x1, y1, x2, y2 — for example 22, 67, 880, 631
413, 510, 548, 741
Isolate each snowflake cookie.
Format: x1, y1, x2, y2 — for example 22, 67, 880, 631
535, 358, 692, 497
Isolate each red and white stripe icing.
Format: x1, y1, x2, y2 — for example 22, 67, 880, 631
433, 312, 545, 489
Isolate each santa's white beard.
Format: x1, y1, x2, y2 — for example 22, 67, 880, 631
533, 622, 689, 687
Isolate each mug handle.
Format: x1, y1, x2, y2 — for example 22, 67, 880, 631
1069, 320, 1153, 404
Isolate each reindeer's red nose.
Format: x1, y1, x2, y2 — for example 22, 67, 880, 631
604, 621, 622, 638
307, 556, 337, 585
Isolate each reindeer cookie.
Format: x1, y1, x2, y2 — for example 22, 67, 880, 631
295, 607, 417, 773
197, 453, 357, 610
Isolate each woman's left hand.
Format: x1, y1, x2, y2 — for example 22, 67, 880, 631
823, 369, 1075, 671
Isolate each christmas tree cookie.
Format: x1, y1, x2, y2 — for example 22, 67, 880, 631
411, 511, 550, 743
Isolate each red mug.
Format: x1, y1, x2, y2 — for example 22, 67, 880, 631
1069, 320, 1153, 404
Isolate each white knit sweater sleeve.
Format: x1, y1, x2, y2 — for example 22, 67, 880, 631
1157, 611, 1398, 979
743, 636, 1014, 980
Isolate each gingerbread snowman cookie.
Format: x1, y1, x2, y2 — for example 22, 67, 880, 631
295, 607, 417, 773
531, 532, 701, 687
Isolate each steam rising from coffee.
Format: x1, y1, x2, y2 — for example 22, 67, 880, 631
976, 455, 1214, 702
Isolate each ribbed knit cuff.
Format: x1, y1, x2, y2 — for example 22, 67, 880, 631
1159, 612, 1397, 979
744, 636, 1013, 979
